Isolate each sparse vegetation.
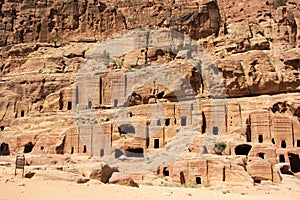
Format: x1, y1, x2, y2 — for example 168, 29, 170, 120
145, 182, 153, 186
274, 0, 287, 8
214, 141, 227, 155
222, 190, 231, 194
178, 45, 193, 51
185, 183, 198, 188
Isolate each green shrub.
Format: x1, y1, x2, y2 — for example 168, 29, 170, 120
179, 45, 192, 51
274, 0, 287, 8
214, 142, 227, 155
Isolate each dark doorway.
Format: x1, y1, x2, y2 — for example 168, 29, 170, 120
254, 180, 261, 184
203, 145, 208, 154
125, 148, 144, 158
114, 99, 118, 107
271, 138, 275, 144
246, 118, 251, 142
202, 112, 206, 134
154, 139, 160, 149
21, 110, 25, 117
24, 142, 34, 153
146, 122, 150, 148
181, 116, 187, 126
297, 140, 300, 147
83, 145, 87, 153
235, 144, 252, 156
196, 176, 201, 184
213, 126, 218, 135
118, 124, 135, 134
281, 140, 287, 148
128, 112, 133, 117
0, 126, 4, 131
88, 99, 93, 109
100, 149, 104, 157
165, 118, 170, 126
180, 171, 186, 185
288, 153, 300, 173
258, 135, 263, 143
115, 149, 124, 159
157, 120, 161, 126
71, 147, 74, 154
75, 85, 79, 105
258, 153, 265, 159
163, 167, 169, 176
279, 154, 285, 163
0, 143, 10, 156
67, 101, 72, 110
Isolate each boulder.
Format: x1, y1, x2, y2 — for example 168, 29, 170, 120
90, 164, 119, 183
109, 172, 139, 187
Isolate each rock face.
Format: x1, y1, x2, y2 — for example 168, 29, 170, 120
0, 0, 300, 187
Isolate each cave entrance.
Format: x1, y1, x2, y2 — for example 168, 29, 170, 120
115, 149, 124, 159
24, 142, 34, 153
118, 124, 135, 134
235, 144, 252, 156
279, 154, 285, 163
67, 101, 72, 110
272, 138, 275, 145
258, 152, 265, 159
288, 153, 300, 173
258, 135, 263, 143
165, 118, 170, 126
125, 148, 144, 158
154, 139, 160, 149
163, 167, 169, 176
281, 140, 287, 148
88, 99, 93, 109
83, 145, 87, 153
157, 120, 161, 126
181, 116, 187, 126
202, 112, 206, 134
195, 176, 202, 184
114, 99, 118, 108
213, 126, 219, 135
0, 143, 10, 156
180, 171, 186, 185
100, 149, 104, 157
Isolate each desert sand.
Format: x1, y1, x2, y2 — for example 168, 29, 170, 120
1, 174, 300, 200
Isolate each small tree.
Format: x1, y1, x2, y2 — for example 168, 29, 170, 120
214, 142, 227, 155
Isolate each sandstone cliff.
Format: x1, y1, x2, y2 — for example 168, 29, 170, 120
0, 0, 300, 186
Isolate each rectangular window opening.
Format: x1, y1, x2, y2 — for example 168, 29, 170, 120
213, 126, 218, 135
181, 116, 187, 126
21, 110, 25, 117
67, 101, 72, 110
154, 139, 160, 149
258, 135, 263, 143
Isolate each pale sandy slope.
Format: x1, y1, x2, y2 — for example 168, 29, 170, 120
1, 175, 300, 200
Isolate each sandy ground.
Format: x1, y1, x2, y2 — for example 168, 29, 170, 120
1, 174, 300, 200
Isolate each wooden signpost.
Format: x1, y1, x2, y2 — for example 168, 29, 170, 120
15, 155, 25, 178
